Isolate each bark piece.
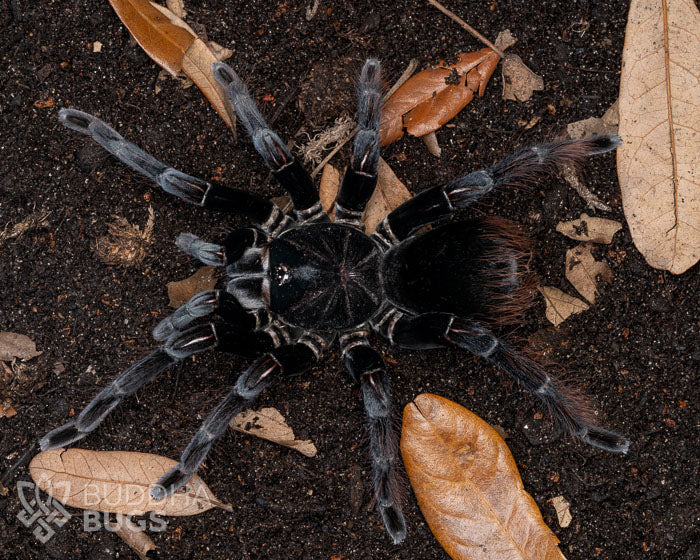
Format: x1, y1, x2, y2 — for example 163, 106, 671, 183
113, 514, 157, 559
617, 0, 700, 274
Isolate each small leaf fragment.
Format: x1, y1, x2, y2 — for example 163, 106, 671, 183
113, 514, 157, 559
538, 286, 589, 326
30, 449, 232, 515
565, 244, 613, 304
551, 496, 572, 528
167, 266, 218, 308
501, 54, 544, 102
556, 214, 622, 244
1, 399, 18, 419
566, 116, 617, 140
230, 407, 317, 457
401, 394, 567, 560
0, 332, 42, 362
317, 158, 412, 232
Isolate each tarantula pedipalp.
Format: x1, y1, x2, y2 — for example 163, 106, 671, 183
41, 59, 629, 544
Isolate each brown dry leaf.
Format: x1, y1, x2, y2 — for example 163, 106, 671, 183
1, 399, 18, 419
401, 394, 566, 560
617, 0, 700, 274
109, 0, 235, 129
230, 407, 317, 457
550, 496, 572, 529
379, 49, 500, 146
167, 266, 217, 307
538, 286, 589, 327
565, 244, 613, 304
0, 332, 42, 362
30, 449, 232, 515
94, 206, 155, 267
113, 514, 157, 559
556, 214, 622, 244
501, 54, 544, 102
318, 158, 412, 232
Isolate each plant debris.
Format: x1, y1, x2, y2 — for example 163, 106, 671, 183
0, 209, 50, 247
230, 407, 317, 457
93, 206, 154, 267
538, 286, 590, 327
113, 514, 157, 560
0, 332, 42, 362
551, 496, 572, 529
617, 0, 700, 274
501, 53, 544, 102
167, 266, 218, 308
556, 214, 622, 244
401, 393, 567, 560
565, 244, 613, 304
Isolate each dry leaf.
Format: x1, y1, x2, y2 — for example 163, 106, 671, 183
617, 0, 700, 274
538, 286, 589, 326
230, 407, 317, 457
422, 131, 442, 157
108, 0, 235, 129
94, 207, 154, 267
379, 49, 500, 145
167, 266, 217, 307
113, 514, 157, 559
0, 332, 42, 362
501, 54, 544, 102
1, 399, 18, 419
550, 496, 572, 529
566, 244, 613, 304
30, 449, 232, 515
566, 116, 617, 140
165, 0, 185, 18
318, 158, 412, 232
401, 394, 566, 560
556, 214, 622, 244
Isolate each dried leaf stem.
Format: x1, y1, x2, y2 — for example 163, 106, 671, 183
427, 0, 506, 58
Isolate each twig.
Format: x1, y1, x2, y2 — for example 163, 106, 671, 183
309, 59, 420, 178
427, 0, 505, 58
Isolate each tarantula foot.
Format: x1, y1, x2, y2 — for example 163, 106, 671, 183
151, 465, 190, 500
40, 423, 84, 451
583, 134, 621, 155
578, 426, 630, 454
379, 503, 407, 544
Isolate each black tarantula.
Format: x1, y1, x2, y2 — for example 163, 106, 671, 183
41, 59, 630, 543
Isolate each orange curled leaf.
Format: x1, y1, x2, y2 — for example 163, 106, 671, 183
401, 394, 566, 560
379, 49, 499, 146
109, 0, 236, 129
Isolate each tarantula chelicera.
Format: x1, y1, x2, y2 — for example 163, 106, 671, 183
41, 59, 629, 543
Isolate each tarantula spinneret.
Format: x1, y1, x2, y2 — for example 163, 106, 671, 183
41, 59, 630, 543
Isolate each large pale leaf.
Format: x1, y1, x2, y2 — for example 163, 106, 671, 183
401, 394, 566, 560
30, 449, 231, 515
617, 0, 700, 274
108, 0, 236, 129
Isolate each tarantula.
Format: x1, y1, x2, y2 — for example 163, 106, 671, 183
41, 59, 629, 543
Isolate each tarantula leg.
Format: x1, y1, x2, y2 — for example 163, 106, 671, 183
341, 330, 406, 544
40, 323, 222, 451
153, 290, 269, 343
212, 62, 325, 223
335, 59, 382, 227
380, 311, 630, 454
58, 109, 290, 234
374, 135, 621, 244
152, 334, 327, 500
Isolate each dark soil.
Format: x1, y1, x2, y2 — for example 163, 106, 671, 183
1, 1, 697, 559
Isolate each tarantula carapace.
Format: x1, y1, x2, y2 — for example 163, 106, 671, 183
41, 59, 629, 543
